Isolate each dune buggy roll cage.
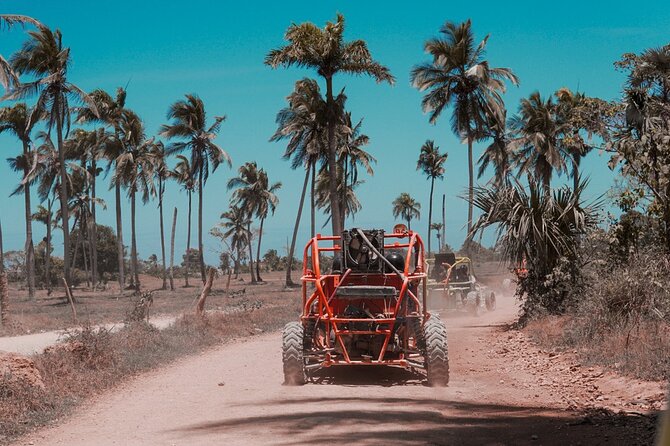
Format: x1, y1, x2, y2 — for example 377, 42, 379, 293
300, 229, 428, 368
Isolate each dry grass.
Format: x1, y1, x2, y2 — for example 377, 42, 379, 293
0, 280, 300, 445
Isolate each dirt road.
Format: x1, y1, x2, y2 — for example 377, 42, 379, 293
0, 315, 177, 355
17, 290, 665, 446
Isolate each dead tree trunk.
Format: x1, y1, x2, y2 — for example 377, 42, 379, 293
195, 268, 215, 317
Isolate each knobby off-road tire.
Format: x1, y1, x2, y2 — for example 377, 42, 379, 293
282, 322, 306, 385
423, 313, 450, 386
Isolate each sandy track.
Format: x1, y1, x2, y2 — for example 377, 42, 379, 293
0, 315, 177, 355
17, 292, 663, 446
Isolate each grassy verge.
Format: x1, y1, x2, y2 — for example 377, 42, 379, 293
0, 299, 299, 444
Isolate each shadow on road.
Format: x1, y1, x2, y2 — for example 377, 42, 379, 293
169, 397, 658, 445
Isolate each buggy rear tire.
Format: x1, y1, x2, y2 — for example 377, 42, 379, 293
282, 322, 306, 385
485, 292, 496, 311
423, 313, 449, 386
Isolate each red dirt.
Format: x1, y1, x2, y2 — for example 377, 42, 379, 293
14, 283, 667, 446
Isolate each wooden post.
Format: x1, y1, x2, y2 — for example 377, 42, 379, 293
62, 278, 78, 324
0, 220, 6, 327
195, 268, 215, 317
169, 207, 177, 291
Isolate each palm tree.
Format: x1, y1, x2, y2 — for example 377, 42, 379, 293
149, 141, 169, 289
510, 92, 568, 195
270, 78, 331, 286
0, 15, 43, 89
252, 170, 281, 282
160, 94, 231, 283
392, 193, 421, 230
411, 19, 518, 236
113, 112, 156, 290
217, 205, 251, 279
338, 112, 375, 229
266, 13, 394, 239
31, 204, 54, 292
315, 167, 363, 226
76, 87, 129, 292
227, 162, 262, 283
416, 140, 448, 255
1, 102, 39, 298
171, 155, 196, 287
5, 26, 97, 286
430, 222, 444, 252
477, 110, 513, 188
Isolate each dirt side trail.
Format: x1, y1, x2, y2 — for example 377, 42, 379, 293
17, 289, 666, 446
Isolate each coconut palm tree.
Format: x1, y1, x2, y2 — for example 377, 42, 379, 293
171, 155, 196, 287
31, 203, 54, 292
477, 111, 513, 188
1, 102, 39, 298
266, 13, 394, 239
217, 205, 251, 279
417, 140, 448, 255
270, 78, 332, 286
392, 193, 421, 230
76, 87, 129, 292
160, 94, 231, 283
149, 141, 169, 289
411, 19, 518, 236
252, 170, 281, 281
4, 26, 97, 286
510, 92, 568, 196
113, 112, 156, 290
0, 15, 43, 89
315, 167, 363, 226
227, 162, 263, 283
76, 89, 129, 288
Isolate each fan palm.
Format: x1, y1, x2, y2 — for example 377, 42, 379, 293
171, 155, 196, 287
417, 140, 448, 254
160, 94, 231, 283
392, 193, 421, 230
4, 26, 97, 286
411, 19, 518, 236
510, 92, 568, 195
470, 178, 599, 314
266, 13, 394, 239
76, 87, 129, 292
1, 102, 39, 298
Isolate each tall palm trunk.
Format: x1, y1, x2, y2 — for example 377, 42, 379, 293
90, 158, 98, 289
22, 141, 35, 299
255, 217, 265, 282
55, 104, 71, 286
572, 154, 580, 192
325, 76, 343, 241
427, 177, 435, 255
466, 132, 474, 242
70, 215, 81, 273
0, 219, 7, 326
45, 200, 52, 295
407, 217, 411, 231
198, 164, 206, 283
234, 247, 240, 279
441, 194, 446, 252
115, 182, 125, 293
169, 207, 177, 291
158, 178, 167, 290
185, 190, 192, 287
310, 160, 316, 238
286, 166, 310, 287
130, 189, 140, 290
247, 222, 257, 284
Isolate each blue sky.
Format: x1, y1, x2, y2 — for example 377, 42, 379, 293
1, 0, 668, 263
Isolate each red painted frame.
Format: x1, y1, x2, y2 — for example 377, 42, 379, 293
300, 230, 428, 368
